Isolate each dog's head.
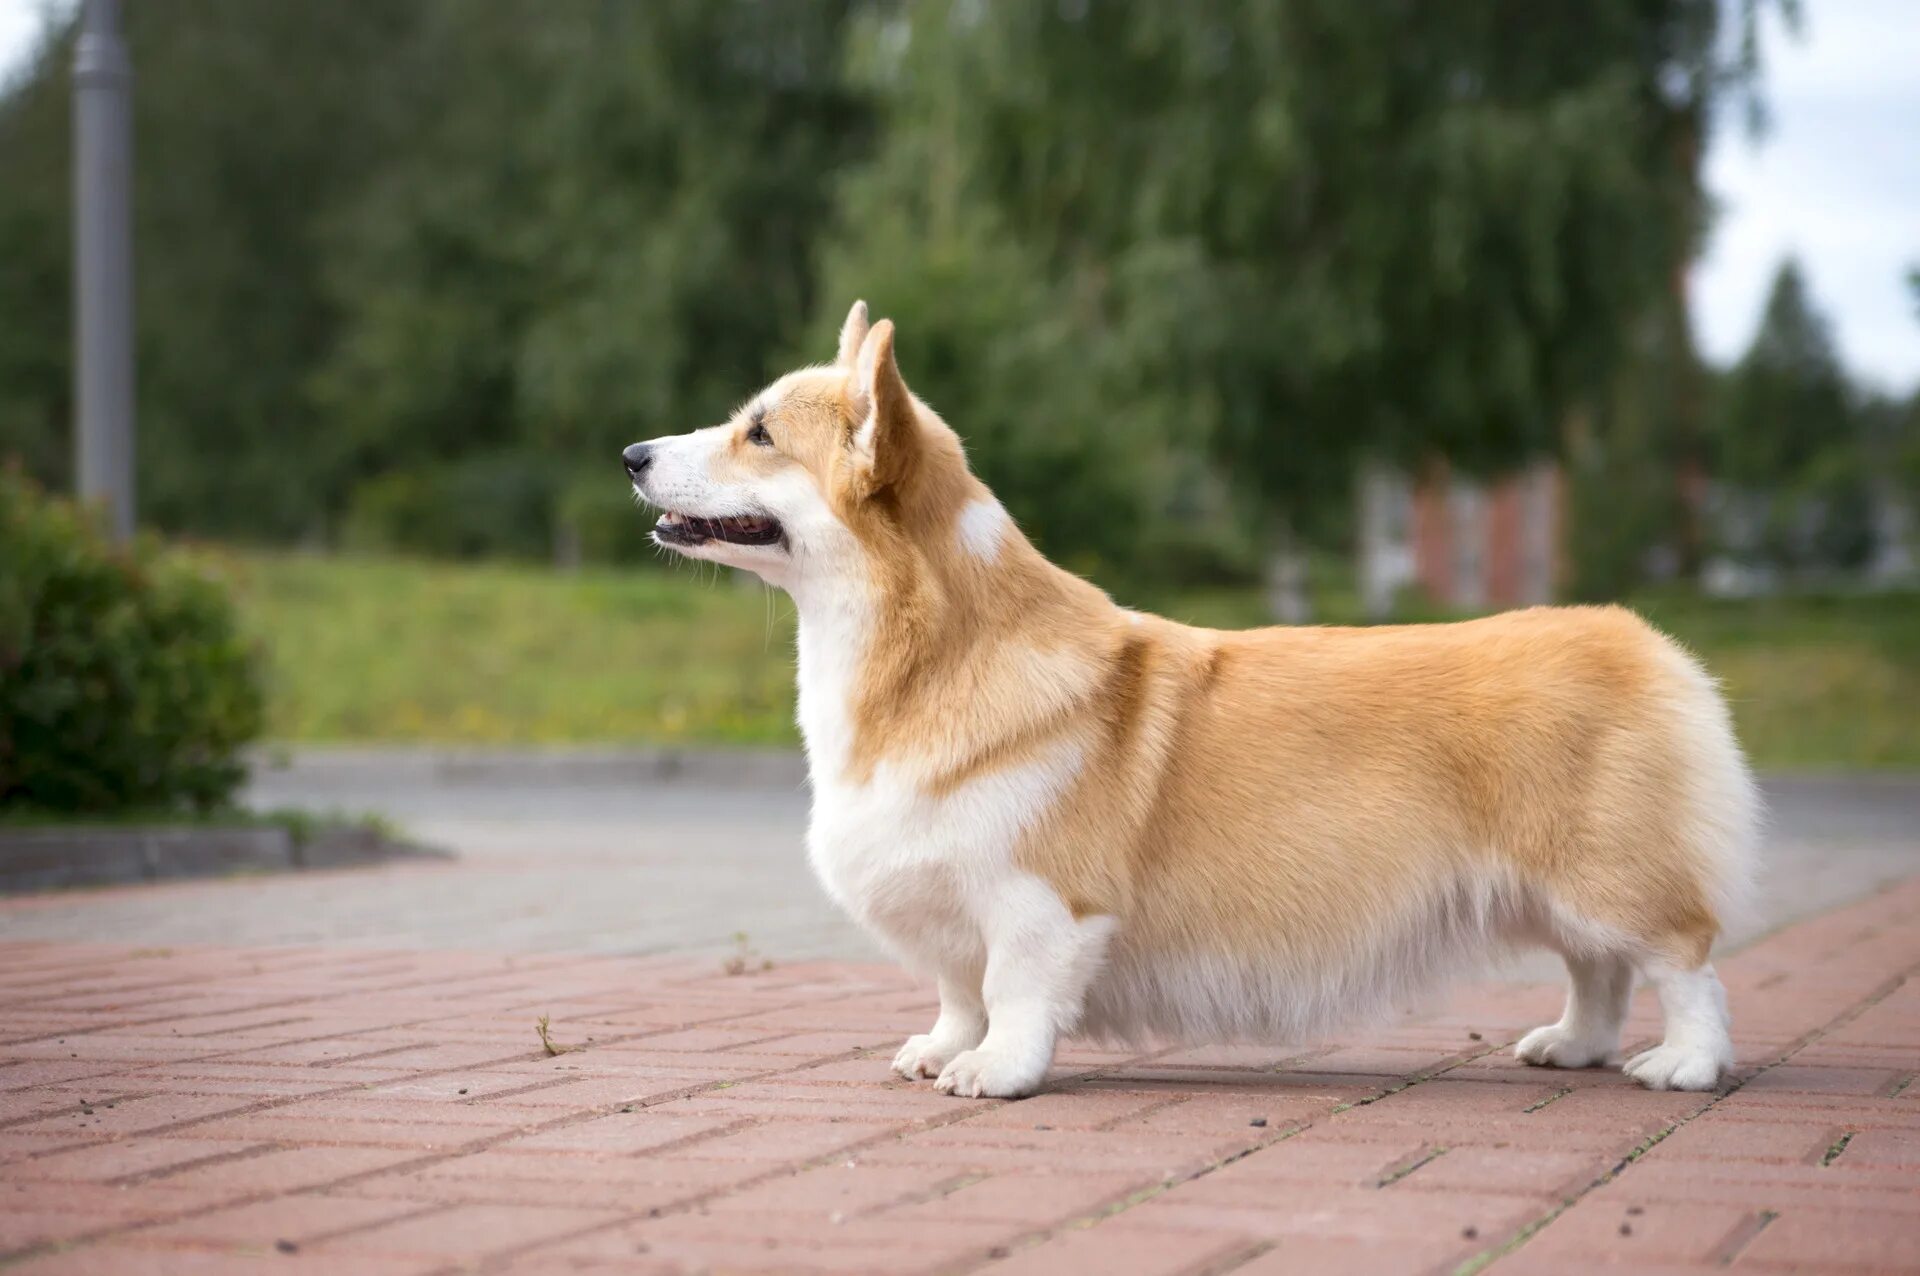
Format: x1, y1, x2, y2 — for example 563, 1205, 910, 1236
624, 302, 986, 591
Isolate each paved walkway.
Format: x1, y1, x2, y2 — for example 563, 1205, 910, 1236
3, 873, 1917, 1274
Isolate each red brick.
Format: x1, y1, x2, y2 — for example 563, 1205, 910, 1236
1233, 1234, 1490, 1275
494, 1111, 732, 1155
334, 1159, 734, 1211
1396, 1146, 1601, 1198
955, 1088, 1179, 1132
0, 1245, 434, 1275
0, 1061, 117, 1092
257, 1095, 533, 1127
0, 1181, 238, 1248
1835, 1127, 1920, 1169
17, 1137, 262, 1184
651, 1084, 956, 1122
1711, 1092, 1920, 1128
698, 1163, 952, 1218
666, 1118, 898, 1163
0, 1089, 139, 1125
1110, 1092, 1330, 1135
1516, 1199, 1760, 1264
527, 1216, 1000, 1274
7, 1093, 256, 1139
855, 1125, 1252, 1177
50, 1074, 334, 1099
137, 1193, 431, 1247
1125, 1181, 1543, 1244
1195, 1136, 1436, 1189
1741, 1064, 1910, 1096
881, 1170, 1148, 1226
730, 1031, 904, 1057
147, 1145, 427, 1193
315, 1202, 622, 1259
1643, 1118, 1839, 1164
988, 1221, 1263, 1276
1739, 1208, 1920, 1269
179, 1113, 516, 1149
1590, 1159, 1920, 1215
0, 1132, 91, 1165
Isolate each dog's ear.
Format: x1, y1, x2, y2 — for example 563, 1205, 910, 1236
850, 319, 917, 492
835, 300, 871, 371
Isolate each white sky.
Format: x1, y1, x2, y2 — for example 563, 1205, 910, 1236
3, 0, 1915, 392
1691, 1, 1920, 393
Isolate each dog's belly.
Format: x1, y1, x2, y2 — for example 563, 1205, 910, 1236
1078, 868, 1546, 1047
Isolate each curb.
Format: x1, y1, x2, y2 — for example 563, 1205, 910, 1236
248, 744, 810, 790
0, 823, 450, 893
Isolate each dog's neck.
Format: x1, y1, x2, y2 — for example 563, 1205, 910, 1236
786, 509, 1116, 792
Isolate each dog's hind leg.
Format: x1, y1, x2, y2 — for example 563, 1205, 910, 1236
1515, 953, 1634, 1070
1622, 960, 1733, 1091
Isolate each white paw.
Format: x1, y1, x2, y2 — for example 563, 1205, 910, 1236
1515, 1023, 1612, 1070
891, 1034, 951, 1080
933, 1048, 1045, 1099
1623, 1043, 1725, 1092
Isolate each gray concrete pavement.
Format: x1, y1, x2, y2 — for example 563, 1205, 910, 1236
1, 756, 1915, 976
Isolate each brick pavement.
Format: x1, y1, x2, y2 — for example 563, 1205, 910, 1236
1, 876, 1916, 1275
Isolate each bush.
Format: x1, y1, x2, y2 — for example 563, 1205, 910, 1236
0, 469, 265, 814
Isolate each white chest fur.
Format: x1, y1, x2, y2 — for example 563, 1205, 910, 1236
792, 603, 1085, 974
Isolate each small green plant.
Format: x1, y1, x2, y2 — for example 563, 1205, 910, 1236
535, 1014, 577, 1057
0, 469, 265, 814
723, 931, 774, 976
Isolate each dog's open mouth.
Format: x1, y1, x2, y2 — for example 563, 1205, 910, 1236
653, 510, 786, 548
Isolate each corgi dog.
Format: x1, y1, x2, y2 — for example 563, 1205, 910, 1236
624, 301, 1759, 1099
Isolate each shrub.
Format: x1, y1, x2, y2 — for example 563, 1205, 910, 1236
0, 469, 265, 814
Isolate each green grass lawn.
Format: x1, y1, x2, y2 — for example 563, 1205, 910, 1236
187, 549, 800, 746
186, 548, 1920, 769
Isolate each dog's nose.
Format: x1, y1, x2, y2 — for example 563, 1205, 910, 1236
622, 443, 653, 478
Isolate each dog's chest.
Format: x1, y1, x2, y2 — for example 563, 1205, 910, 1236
805, 775, 986, 966
803, 740, 1088, 968
792, 606, 1086, 964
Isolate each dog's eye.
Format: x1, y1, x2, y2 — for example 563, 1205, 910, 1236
746, 422, 772, 447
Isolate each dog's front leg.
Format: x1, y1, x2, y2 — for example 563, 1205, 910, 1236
934, 881, 1114, 1100
891, 971, 986, 1080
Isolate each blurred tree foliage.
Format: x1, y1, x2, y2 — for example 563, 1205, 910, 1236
1710, 259, 1877, 571
0, 0, 868, 557
0, 2, 426, 540
0, 0, 1817, 590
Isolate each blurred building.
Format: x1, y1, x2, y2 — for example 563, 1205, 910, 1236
1360, 461, 1562, 614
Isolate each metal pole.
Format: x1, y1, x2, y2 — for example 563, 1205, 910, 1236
72, 0, 135, 541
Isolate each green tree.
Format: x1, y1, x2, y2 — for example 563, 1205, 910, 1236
820, 0, 1785, 609
316, 0, 871, 560
1713, 259, 1873, 570
0, 1, 428, 540
0, 2, 869, 559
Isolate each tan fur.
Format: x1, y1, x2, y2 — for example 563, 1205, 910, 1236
742, 345, 1736, 983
